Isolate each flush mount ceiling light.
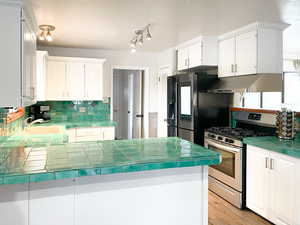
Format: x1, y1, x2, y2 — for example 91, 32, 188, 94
129, 24, 152, 53
38, 25, 55, 42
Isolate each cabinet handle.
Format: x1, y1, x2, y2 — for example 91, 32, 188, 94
265, 157, 269, 169
235, 64, 237, 73
270, 158, 274, 170
231, 64, 234, 73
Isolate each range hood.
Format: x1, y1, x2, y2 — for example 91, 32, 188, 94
208, 73, 283, 93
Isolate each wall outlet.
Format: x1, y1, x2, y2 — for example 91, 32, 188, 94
79, 107, 86, 113
103, 97, 109, 104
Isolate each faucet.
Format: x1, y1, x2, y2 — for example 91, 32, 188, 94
29, 119, 45, 127
23, 117, 44, 129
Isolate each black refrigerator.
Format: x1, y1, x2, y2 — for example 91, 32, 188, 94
167, 68, 232, 146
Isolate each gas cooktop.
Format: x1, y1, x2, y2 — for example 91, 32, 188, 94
206, 127, 273, 140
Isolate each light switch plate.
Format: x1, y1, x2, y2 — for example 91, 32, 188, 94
103, 97, 109, 104
79, 107, 86, 113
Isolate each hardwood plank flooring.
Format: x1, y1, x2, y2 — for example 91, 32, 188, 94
208, 191, 273, 225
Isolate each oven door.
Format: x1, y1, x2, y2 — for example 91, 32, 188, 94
205, 138, 242, 191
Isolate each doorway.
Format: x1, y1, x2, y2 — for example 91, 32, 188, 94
157, 66, 170, 137
113, 69, 144, 140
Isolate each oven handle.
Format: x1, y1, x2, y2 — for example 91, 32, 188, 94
205, 139, 241, 153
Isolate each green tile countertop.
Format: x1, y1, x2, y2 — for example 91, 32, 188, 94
34, 120, 117, 129
244, 134, 300, 159
0, 137, 221, 185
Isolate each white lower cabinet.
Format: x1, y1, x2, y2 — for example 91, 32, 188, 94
28, 179, 75, 225
68, 127, 115, 143
0, 184, 28, 225
247, 145, 299, 225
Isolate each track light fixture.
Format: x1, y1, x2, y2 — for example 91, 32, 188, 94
129, 24, 152, 53
38, 25, 55, 42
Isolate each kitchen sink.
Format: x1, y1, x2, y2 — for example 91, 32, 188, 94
23, 126, 64, 135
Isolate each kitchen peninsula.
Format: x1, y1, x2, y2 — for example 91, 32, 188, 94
0, 137, 220, 225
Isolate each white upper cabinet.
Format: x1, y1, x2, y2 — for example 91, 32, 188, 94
177, 47, 189, 71
218, 22, 288, 77
46, 57, 105, 101
46, 60, 67, 100
235, 31, 257, 75
247, 145, 299, 225
218, 37, 236, 77
0, 2, 37, 107
188, 42, 202, 69
177, 36, 218, 71
66, 62, 85, 100
84, 62, 103, 100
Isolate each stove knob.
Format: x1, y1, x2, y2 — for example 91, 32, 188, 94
218, 136, 223, 141
208, 134, 216, 139
225, 138, 234, 144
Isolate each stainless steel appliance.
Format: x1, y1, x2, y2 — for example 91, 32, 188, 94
204, 111, 276, 208
29, 105, 51, 122
167, 68, 232, 145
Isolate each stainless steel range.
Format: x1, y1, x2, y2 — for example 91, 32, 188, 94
204, 111, 276, 208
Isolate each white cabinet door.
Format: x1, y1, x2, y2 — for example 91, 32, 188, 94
85, 63, 103, 100
246, 145, 270, 219
22, 17, 36, 106
177, 48, 189, 71
66, 62, 85, 100
188, 42, 202, 68
36, 51, 48, 101
218, 37, 236, 77
269, 152, 297, 225
29, 179, 75, 225
236, 31, 257, 76
46, 60, 66, 100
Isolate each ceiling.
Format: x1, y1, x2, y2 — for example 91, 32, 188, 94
30, 0, 300, 53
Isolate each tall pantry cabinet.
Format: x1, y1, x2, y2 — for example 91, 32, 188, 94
0, 1, 37, 107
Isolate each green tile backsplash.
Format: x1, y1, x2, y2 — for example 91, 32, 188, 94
29, 100, 111, 122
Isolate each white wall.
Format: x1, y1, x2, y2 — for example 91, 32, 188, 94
157, 48, 177, 75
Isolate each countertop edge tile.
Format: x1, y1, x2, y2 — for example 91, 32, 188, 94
244, 135, 300, 159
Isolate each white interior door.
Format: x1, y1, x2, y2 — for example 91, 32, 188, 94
218, 37, 236, 77
66, 62, 85, 100
157, 66, 170, 137
46, 60, 66, 100
235, 31, 257, 75
85, 63, 103, 100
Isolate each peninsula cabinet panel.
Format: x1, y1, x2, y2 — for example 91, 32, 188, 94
28, 179, 75, 225
247, 145, 300, 225
0, 184, 28, 225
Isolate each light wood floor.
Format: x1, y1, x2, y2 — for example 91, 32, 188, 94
208, 191, 273, 225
